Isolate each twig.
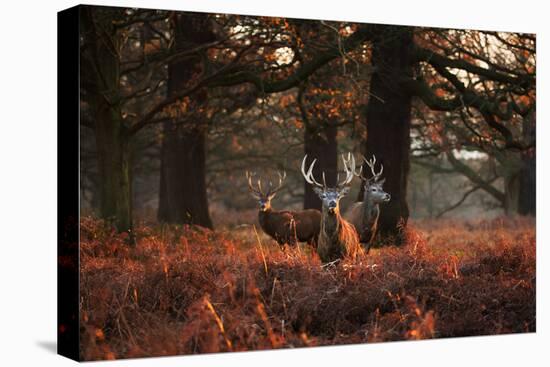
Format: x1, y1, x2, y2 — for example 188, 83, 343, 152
321, 259, 341, 269
253, 225, 268, 276
204, 298, 233, 351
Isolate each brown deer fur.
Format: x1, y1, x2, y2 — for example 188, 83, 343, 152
318, 205, 362, 263
259, 208, 321, 246
347, 201, 379, 247
301, 154, 362, 263
346, 155, 390, 252
246, 171, 321, 247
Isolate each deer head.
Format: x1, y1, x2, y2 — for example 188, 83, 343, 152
301, 153, 356, 214
356, 155, 390, 204
246, 171, 286, 211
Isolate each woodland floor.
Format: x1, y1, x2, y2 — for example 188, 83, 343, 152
78, 216, 536, 361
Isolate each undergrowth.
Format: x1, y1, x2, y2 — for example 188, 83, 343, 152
77, 216, 535, 360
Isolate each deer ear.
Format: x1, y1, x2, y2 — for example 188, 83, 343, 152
313, 187, 324, 197
377, 178, 386, 186
268, 192, 277, 200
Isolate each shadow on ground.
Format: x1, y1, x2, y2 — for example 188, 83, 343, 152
36, 340, 57, 354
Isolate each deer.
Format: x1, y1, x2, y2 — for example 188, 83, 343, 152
246, 171, 321, 247
346, 155, 391, 253
301, 153, 362, 264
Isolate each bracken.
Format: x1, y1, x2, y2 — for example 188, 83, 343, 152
79, 216, 535, 360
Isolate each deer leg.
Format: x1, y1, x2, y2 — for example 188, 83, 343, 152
289, 218, 298, 246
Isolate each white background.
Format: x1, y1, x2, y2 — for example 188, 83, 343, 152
0, 0, 547, 365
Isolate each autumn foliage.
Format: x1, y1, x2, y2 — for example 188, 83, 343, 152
79, 216, 535, 360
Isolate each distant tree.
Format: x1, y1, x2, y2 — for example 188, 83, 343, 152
157, 13, 215, 227
409, 30, 536, 216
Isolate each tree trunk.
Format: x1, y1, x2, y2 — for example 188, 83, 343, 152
158, 121, 212, 227
518, 153, 536, 215
518, 111, 536, 215
359, 26, 414, 241
503, 173, 520, 215
427, 172, 434, 218
303, 122, 337, 210
94, 110, 132, 232
81, 7, 132, 233
157, 13, 214, 228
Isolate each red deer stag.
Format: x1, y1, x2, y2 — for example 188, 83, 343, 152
246, 171, 321, 247
346, 155, 390, 253
301, 154, 362, 263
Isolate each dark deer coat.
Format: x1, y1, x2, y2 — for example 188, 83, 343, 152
259, 208, 321, 246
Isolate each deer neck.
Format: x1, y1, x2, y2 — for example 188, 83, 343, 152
362, 194, 380, 225
258, 207, 273, 223
321, 206, 342, 239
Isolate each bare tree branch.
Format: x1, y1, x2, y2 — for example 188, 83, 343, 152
127, 25, 373, 136
446, 151, 505, 203
414, 46, 534, 87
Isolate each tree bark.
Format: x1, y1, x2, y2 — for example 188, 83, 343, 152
94, 102, 133, 232
157, 13, 214, 228
427, 172, 434, 218
504, 173, 520, 215
303, 122, 337, 210
158, 121, 212, 226
518, 155, 536, 215
81, 7, 132, 233
359, 26, 414, 241
518, 111, 536, 215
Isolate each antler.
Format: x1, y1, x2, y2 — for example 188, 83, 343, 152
246, 171, 263, 197
267, 171, 286, 196
337, 153, 357, 188
302, 153, 357, 190
246, 170, 286, 197
362, 155, 383, 182
301, 155, 325, 188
